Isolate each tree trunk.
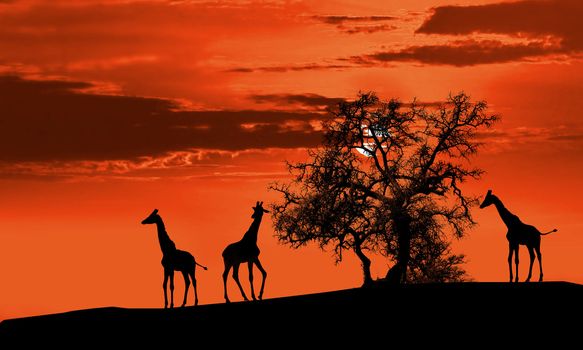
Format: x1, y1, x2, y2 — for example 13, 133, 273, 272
354, 244, 373, 286
385, 215, 412, 284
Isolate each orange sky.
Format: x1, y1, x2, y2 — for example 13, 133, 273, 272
1, 0, 582, 321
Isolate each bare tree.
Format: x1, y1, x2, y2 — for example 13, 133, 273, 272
270, 92, 497, 285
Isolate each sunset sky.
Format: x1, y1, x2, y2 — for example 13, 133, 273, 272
1, 0, 582, 321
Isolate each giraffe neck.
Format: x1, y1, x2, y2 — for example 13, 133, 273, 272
155, 217, 176, 256
492, 196, 519, 229
242, 215, 262, 244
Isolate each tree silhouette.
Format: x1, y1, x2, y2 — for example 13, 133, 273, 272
270, 92, 497, 284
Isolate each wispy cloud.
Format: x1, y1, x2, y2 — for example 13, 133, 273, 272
66, 55, 159, 71
0, 0, 308, 105
312, 15, 397, 34
475, 125, 583, 152
0, 148, 302, 181
312, 15, 396, 25
225, 63, 353, 73
249, 93, 344, 111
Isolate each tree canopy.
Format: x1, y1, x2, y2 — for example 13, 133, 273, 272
270, 92, 498, 285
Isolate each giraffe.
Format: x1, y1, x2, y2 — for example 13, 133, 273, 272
141, 209, 207, 308
480, 190, 557, 283
222, 201, 269, 303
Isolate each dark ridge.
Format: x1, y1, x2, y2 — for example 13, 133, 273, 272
1, 282, 581, 345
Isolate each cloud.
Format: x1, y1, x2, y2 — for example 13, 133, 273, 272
342, 24, 396, 35
66, 55, 160, 71
249, 93, 344, 110
235, 1, 583, 70
249, 93, 442, 112
416, 0, 581, 41
0, 149, 297, 181
547, 134, 583, 141
312, 15, 396, 25
312, 15, 397, 34
0, 0, 308, 106
0, 75, 324, 163
474, 125, 583, 152
357, 39, 561, 66
411, 0, 583, 64
339, 0, 583, 67
225, 63, 353, 73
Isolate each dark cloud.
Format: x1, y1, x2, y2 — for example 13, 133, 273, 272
0, 75, 324, 162
339, 0, 582, 67
226, 67, 255, 73
312, 15, 397, 34
250, 93, 344, 110
416, 0, 583, 56
416, 0, 580, 39
312, 15, 396, 25
403, 101, 444, 108
547, 134, 583, 141
474, 126, 583, 145
250, 93, 441, 111
342, 24, 397, 35
225, 63, 352, 73
355, 39, 560, 66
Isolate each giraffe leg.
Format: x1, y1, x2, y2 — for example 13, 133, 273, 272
181, 271, 190, 307
169, 270, 175, 308
248, 261, 256, 301
535, 245, 543, 282
223, 260, 232, 303
514, 245, 519, 283
254, 258, 267, 300
232, 263, 249, 301
526, 247, 535, 282
507, 244, 513, 283
163, 270, 170, 309
189, 269, 198, 306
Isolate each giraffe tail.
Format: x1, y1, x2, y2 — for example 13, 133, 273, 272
196, 262, 208, 270
540, 228, 558, 236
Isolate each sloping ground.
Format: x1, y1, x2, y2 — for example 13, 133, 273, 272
1, 282, 582, 346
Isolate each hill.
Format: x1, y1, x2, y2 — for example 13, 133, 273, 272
1, 282, 582, 345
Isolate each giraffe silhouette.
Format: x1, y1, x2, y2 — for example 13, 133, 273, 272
141, 209, 207, 308
480, 190, 557, 282
222, 201, 269, 303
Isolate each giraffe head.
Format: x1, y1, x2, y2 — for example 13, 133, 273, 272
141, 209, 160, 225
251, 201, 269, 219
479, 190, 494, 209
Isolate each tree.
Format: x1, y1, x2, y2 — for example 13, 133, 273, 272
269, 92, 497, 285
